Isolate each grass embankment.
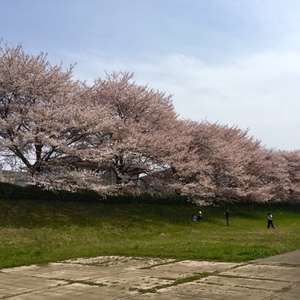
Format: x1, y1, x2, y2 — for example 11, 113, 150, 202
0, 198, 299, 269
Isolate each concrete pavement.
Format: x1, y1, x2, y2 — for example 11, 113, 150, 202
0, 250, 299, 299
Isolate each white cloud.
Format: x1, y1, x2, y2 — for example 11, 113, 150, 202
67, 47, 300, 151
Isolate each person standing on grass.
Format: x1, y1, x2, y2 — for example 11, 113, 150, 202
225, 210, 230, 226
267, 212, 275, 229
197, 211, 203, 221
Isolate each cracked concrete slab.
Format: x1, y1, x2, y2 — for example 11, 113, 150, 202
150, 260, 240, 278
0, 250, 299, 299
6, 283, 136, 300
155, 281, 276, 299
64, 256, 176, 269
0, 272, 67, 298
200, 275, 293, 291
221, 264, 300, 282
271, 283, 300, 300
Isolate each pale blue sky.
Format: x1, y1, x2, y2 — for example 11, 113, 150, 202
1, 0, 300, 150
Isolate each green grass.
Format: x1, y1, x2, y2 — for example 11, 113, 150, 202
0, 198, 299, 269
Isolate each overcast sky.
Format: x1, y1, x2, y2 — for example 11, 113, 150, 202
1, 0, 300, 150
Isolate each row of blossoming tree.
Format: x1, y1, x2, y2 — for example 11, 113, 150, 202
0, 43, 299, 203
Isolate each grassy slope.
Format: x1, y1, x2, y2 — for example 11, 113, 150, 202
0, 199, 299, 268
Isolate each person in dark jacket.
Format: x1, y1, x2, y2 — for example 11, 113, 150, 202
225, 210, 230, 226
267, 212, 275, 229
197, 211, 203, 221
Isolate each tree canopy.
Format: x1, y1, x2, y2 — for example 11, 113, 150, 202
0, 43, 299, 203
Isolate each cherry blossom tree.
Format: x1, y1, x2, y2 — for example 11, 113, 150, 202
88, 72, 179, 194
0, 43, 112, 190
283, 150, 300, 202
267, 150, 300, 202
207, 124, 273, 201
159, 119, 214, 198
1, 43, 299, 202
163, 120, 276, 202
